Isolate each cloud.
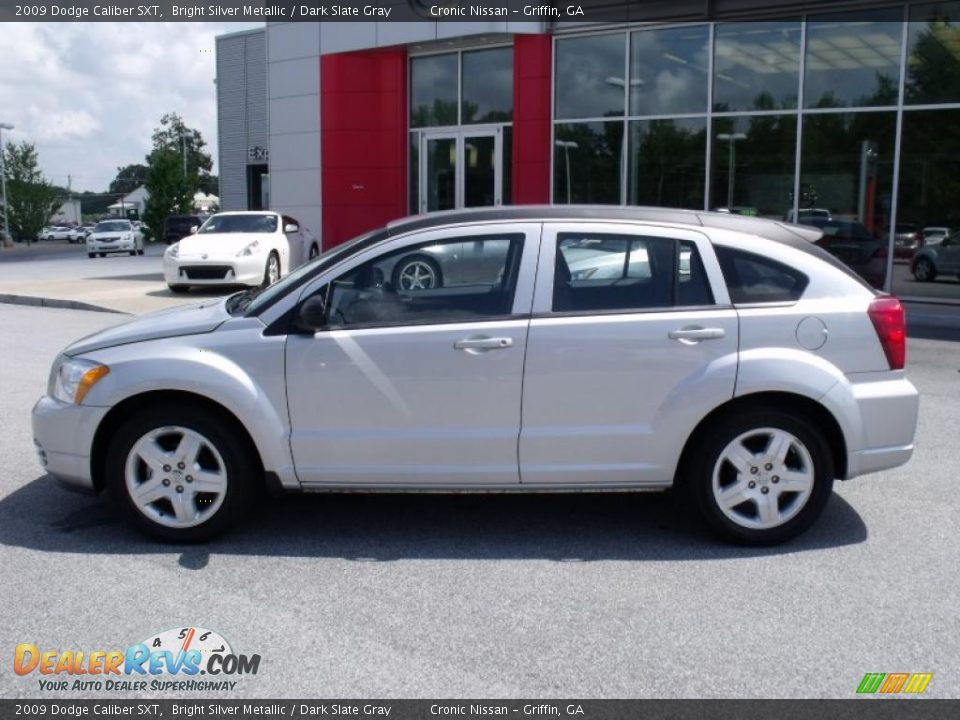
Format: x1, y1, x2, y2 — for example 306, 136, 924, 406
0, 21, 261, 192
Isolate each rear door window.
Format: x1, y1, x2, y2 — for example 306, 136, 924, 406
553, 233, 714, 312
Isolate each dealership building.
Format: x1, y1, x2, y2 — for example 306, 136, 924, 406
216, 1, 960, 294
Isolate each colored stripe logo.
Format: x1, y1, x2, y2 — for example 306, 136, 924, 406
857, 673, 933, 694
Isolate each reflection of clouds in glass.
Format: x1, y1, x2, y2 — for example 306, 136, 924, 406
411, 54, 458, 125
556, 35, 626, 119
631, 26, 709, 115
804, 14, 902, 108
463, 49, 513, 122
713, 21, 801, 111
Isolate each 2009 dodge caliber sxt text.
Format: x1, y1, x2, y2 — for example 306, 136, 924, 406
32, 207, 919, 544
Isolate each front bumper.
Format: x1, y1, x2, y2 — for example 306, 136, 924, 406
164, 255, 264, 286
88, 239, 135, 252
31, 395, 110, 493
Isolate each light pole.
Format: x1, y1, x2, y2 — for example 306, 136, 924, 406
716, 132, 747, 209
0, 122, 13, 244
555, 140, 579, 204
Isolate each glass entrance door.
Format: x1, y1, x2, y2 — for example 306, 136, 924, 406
420, 128, 503, 213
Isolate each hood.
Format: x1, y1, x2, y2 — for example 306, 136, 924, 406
176, 232, 266, 258
65, 299, 231, 356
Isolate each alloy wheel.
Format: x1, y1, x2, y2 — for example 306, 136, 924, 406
124, 426, 228, 529
711, 427, 815, 531
267, 255, 280, 285
397, 260, 437, 290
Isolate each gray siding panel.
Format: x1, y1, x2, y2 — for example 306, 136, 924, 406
216, 29, 268, 212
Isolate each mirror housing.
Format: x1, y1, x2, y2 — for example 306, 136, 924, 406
284, 223, 299, 233
189, 226, 199, 234
294, 295, 327, 332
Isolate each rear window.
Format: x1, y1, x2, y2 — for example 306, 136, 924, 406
715, 246, 809, 304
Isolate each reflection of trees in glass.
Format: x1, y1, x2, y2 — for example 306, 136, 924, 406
808, 74, 897, 109
554, 122, 623, 204
630, 121, 705, 209
899, 110, 960, 227
711, 115, 796, 216
410, 100, 458, 128
461, 101, 511, 125
906, 18, 960, 104
801, 113, 895, 232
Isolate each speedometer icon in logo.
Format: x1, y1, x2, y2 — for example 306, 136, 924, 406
141, 626, 232, 669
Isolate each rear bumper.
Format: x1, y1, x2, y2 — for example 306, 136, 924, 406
825, 374, 919, 479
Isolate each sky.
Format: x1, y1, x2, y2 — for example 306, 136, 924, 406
0, 22, 262, 194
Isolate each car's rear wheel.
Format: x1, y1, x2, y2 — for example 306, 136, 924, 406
106, 404, 257, 542
913, 258, 936, 282
168, 284, 189, 293
99, 253, 106, 258
87, 253, 95, 259
129, 250, 136, 256
262, 252, 280, 287
689, 409, 834, 545
308, 244, 319, 261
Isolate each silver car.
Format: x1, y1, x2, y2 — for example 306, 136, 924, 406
912, 231, 960, 282
32, 207, 919, 545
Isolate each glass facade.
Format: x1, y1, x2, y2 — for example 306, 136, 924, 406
552, 5, 960, 298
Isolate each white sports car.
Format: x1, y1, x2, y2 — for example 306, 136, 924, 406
163, 211, 319, 293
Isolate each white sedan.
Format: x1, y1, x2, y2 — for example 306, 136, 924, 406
163, 211, 318, 293
86, 219, 144, 257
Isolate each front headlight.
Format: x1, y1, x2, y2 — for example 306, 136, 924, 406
237, 239, 260, 257
48, 357, 110, 405
167, 242, 179, 258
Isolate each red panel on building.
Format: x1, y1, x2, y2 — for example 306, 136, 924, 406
321, 47, 407, 248
513, 35, 552, 205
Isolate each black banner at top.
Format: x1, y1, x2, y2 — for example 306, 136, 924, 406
0, 0, 910, 23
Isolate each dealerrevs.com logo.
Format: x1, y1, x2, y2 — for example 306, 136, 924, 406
857, 672, 933, 695
14, 627, 261, 692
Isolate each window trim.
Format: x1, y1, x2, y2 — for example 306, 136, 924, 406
533, 222, 729, 315
713, 244, 810, 306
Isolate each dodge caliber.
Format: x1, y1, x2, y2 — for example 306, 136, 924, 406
33, 207, 919, 544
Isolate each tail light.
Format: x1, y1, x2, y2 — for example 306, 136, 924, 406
868, 296, 906, 370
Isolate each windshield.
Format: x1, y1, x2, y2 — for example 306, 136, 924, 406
199, 214, 277, 234
94, 221, 130, 232
242, 229, 386, 316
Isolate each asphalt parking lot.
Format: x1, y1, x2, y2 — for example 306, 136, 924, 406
0, 303, 958, 699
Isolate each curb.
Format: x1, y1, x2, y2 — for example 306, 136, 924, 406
0, 293, 130, 315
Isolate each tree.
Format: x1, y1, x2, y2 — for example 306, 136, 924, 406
143, 148, 192, 241
2, 141, 61, 242
109, 164, 149, 195
142, 113, 215, 239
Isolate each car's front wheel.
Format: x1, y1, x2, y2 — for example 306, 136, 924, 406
106, 404, 257, 542
392, 254, 442, 290
913, 257, 936, 282
689, 409, 834, 545
262, 252, 280, 287
87, 253, 95, 259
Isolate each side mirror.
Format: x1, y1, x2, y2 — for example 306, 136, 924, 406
294, 295, 327, 332
284, 223, 300, 233
190, 226, 199, 234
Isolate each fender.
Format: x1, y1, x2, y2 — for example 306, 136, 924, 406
736, 347, 863, 462
77, 336, 299, 489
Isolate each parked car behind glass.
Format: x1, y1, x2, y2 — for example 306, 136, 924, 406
32, 207, 918, 546
800, 217, 886, 289
912, 231, 960, 282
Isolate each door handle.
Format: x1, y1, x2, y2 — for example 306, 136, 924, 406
668, 327, 726, 342
454, 336, 514, 351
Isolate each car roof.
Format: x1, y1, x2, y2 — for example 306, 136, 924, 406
384, 205, 823, 245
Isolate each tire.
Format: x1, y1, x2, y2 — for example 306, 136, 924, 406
129, 250, 137, 256
105, 403, 258, 542
99, 253, 106, 258
392, 254, 443, 291
88, 253, 95, 259
913, 257, 936, 282
168, 284, 189, 293
308, 244, 319, 261
262, 252, 281, 287
688, 409, 834, 545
